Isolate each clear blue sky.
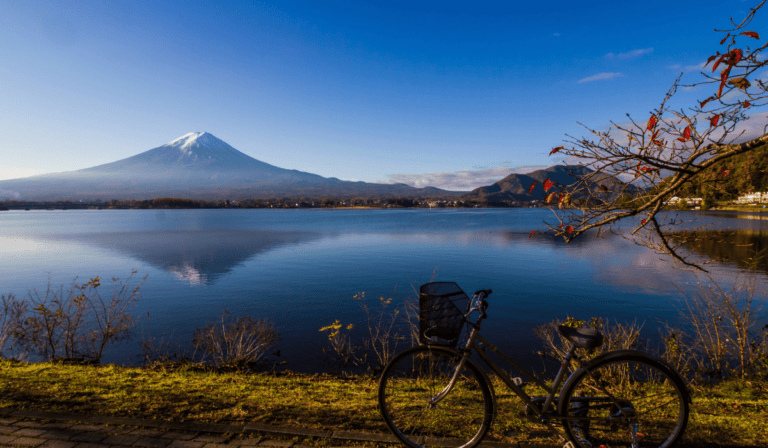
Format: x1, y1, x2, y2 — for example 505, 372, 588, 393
1, 0, 765, 190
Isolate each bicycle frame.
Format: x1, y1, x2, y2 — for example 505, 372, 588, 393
437, 294, 585, 444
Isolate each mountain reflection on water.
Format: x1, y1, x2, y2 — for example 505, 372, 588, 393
59, 229, 318, 285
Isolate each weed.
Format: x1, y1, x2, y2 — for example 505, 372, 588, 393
192, 310, 279, 369
354, 292, 406, 372
319, 319, 365, 373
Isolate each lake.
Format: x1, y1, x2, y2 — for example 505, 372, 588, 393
1, 208, 767, 372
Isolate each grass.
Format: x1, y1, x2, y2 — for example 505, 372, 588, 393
0, 359, 766, 447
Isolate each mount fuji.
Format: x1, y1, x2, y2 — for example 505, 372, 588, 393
0, 132, 457, 201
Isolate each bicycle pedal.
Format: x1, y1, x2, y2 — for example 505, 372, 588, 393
512, 377, 524, 386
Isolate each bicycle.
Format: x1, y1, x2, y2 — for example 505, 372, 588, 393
378, 282, 691, 448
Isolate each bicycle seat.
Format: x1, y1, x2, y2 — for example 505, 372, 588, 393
557, 325, 604, 349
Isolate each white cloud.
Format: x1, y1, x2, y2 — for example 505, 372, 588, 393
553, 32, 561, 37
669, 62, 707, 72
605, 48, 654, 59
384, 165, 550, 191
578, 72, 623, 83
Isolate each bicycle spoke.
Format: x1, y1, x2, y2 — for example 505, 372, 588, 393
379, 347, 493, 448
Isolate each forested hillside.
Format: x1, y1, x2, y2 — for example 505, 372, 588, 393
670, 143, 768, 200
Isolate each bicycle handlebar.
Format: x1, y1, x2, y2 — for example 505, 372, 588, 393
474, 289, 492, 298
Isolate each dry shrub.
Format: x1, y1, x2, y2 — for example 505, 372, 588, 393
665, 273, 768, 381
11, 271, 144, 363
534, 316, 645, 361
0, 293, 27, 360
192, 310, 279, 369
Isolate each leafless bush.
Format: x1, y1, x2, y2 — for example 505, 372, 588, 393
0, 294, 27, 360
84, 272, 145, 362
670, 273, 767, 380
534, 316, 646, 363
13, 271, 145, 363
192, 310, 279, 369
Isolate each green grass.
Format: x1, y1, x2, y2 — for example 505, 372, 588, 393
0, 359, 766, 446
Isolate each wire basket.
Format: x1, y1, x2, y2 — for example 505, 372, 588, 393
419, 282, 471, 347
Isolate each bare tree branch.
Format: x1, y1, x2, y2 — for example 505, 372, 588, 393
538, 2, 768, 269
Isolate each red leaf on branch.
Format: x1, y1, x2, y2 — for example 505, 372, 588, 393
543, 179, 554, 192
710, 115, 720, 127
740, 31, 760, 39
600, 184, 608, 192
744, 101, 751, 108
641, 219, 647, 225
705, 55, 718, 67
545, 192, 556, 204
720, 33, 731, 45
718, 67, 732, 97
651, 129, 660, 141
647, 115, 657, 130
565, 225, 574, 234
699, 96, 715, 108
549, 146, 564, 155
529, 230, 535, 238
712, 54, 726, 72
640, 166, 653, 172
721, 168, 730, 176
729, 49, 743, 65
528, 180, 538, 194
683, 125, 691, 141
653, 140, 664, 146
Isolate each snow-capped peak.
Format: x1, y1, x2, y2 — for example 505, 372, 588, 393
163, 132, 233, 155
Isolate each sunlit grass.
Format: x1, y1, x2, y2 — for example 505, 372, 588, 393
0, 359, 766, 446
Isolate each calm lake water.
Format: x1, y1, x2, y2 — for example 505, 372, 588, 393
2, 208, 768, 372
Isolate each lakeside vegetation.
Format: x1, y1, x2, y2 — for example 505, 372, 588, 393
2, 270, 768, 446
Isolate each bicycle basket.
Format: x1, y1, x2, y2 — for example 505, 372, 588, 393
419, 282, 471, 347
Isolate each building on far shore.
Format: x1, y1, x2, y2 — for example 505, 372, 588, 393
664, 197, 702, 206
736, 192, 768, 204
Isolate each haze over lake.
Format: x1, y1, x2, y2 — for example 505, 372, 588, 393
2, 208, 767, 372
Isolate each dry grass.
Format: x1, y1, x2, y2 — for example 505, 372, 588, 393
0, 359, 766, 446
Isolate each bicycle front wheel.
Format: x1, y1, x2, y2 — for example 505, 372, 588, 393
559, 353, 689, 448
378, 346, 494, 448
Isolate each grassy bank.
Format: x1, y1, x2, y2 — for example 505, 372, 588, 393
1, 359, 766, 447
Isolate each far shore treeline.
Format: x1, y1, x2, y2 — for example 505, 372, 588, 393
0, 196, 521, 210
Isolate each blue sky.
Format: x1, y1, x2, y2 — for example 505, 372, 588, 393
1, 0, 765, 190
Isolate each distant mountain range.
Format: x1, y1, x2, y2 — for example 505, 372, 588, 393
0, 132, 460, 201
462, 165, 628, 202
0, 132, 631, 202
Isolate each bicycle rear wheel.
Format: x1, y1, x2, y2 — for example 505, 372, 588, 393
378, 346, 494, 448
558, 353, 689, 448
